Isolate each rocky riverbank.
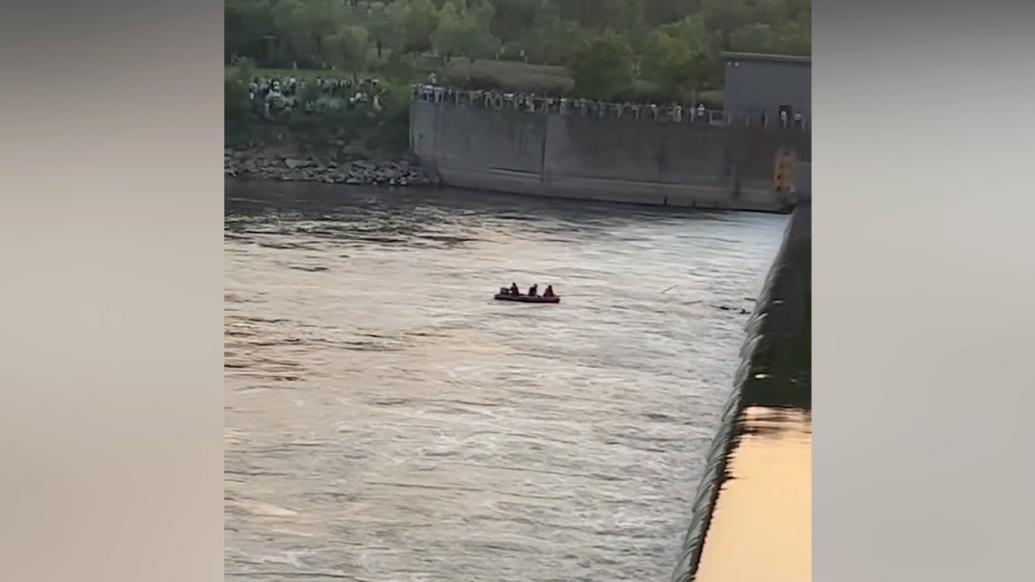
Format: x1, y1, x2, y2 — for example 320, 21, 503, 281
224, 148, 431, 187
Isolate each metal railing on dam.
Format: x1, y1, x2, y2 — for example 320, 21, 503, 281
412, 84, 812, 131
671, 197, 812, 582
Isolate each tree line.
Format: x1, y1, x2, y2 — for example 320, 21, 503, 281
227, 0, 810, 100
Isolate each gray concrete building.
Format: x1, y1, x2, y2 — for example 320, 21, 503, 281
722, 52, 811, 126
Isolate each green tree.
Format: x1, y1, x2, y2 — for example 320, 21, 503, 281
432, 1, 497, 62
222, 0, 812, 82
489, 0, 543, 45
623, 0, 650, 55
757, 0, 791, 28
641, 17, 712, 99
520, 12, 589, 65
700, 0, 752, 49
642, 0, 698, 27
785, 0, 813, 19
554, 0, 634, 31
225, 0, 276, 65
272, 0, 348, 68
367, 4, 397, 60
433, 2, 465, 60
322, 25, 369, 81
729, 22, 777, 53
775, 18, 811, 55
387, 0, 440, 57
568, 29, 635, 98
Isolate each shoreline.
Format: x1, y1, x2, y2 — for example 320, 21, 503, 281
224, 168, 795, 215
224, 147, 431, 187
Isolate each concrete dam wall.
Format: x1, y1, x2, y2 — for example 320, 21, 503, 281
410, 100, 811, 212
671, 198, 811, 581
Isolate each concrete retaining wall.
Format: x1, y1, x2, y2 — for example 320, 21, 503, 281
794, 162, 812, 196
410, 100, 811, 212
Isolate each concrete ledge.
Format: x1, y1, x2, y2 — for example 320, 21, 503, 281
670, 201, 811, 582
433, 166, 794, 213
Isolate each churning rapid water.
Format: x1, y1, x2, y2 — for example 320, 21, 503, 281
224, 180, 787, 582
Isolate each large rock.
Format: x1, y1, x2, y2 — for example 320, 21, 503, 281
225, 149, 430, 188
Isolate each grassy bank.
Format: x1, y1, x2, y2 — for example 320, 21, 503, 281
225, 62, 412, 158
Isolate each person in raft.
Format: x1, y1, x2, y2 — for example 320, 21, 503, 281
510, 282, 520, 295
543, 285, 555, 298
527, 284, 539, 297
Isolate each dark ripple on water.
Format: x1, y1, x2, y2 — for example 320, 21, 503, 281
224, 181, 786, 581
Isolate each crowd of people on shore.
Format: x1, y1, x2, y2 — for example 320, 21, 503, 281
412, 82, 808, 129
248, 75, 389, 118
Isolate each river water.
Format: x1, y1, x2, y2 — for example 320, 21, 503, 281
224, 180, 787, 582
